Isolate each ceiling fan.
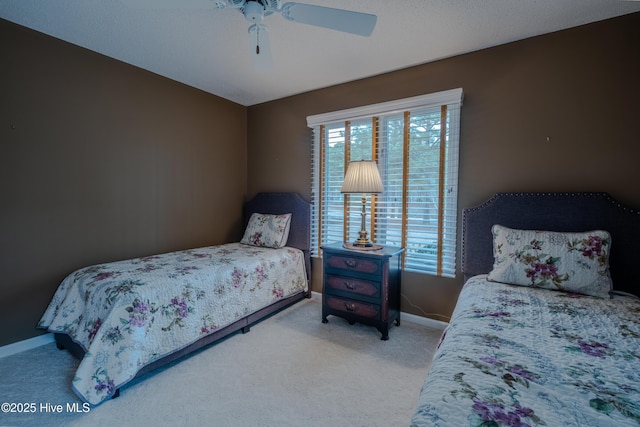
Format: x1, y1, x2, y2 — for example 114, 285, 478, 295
233, 1, 377, 70
122, 0, 377, 71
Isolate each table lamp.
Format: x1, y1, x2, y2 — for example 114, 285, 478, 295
341, 160, 384, 247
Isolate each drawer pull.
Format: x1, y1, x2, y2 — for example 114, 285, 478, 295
345, 259, 358, 268
344, 281, 357, 290
344, 303, 358, 312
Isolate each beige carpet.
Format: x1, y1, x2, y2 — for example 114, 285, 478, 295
0, 298, 442, 427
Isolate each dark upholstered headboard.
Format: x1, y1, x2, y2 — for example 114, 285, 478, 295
462, 192, 640, 296
244, 192, 311, 281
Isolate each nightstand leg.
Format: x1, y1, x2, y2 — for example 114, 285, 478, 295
379, 325, 389, 340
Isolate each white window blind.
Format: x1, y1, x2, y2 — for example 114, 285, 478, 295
309, 89, 463, 277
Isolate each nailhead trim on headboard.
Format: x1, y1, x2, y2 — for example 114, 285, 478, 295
461, 192, 640, 296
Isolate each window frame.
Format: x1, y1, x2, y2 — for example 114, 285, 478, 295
308, 88, 463, 277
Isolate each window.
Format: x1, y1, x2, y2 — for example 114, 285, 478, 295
308, 88, 463, 277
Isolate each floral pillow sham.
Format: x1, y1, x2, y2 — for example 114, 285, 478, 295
241, 213, 292, 249
487, 225, 612, 298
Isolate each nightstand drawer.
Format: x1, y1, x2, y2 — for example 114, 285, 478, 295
325, 253, 382, 276
325, 274, 380, 298
325, 295, 380, 320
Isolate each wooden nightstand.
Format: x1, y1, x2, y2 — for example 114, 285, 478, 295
321, 243, 404, 340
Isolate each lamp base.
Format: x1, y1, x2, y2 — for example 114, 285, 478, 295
353, 222, 373, 247
343, 242, 383, 251
354, 236, 374, 247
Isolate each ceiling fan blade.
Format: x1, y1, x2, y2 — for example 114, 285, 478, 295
280, 2, 376, 37
248, 24, 273, 72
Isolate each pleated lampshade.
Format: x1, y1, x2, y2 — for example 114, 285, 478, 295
340, 160, 384, 194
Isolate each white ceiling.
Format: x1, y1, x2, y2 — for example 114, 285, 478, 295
2, 0, 639, 106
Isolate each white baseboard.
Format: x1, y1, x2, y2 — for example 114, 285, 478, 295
0, 333, 54, 359
1, 295, 446, 358
310, 291, 447, 331
401, 311, 448, 330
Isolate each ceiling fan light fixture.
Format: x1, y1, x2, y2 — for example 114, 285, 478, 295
243, 1, 264, 22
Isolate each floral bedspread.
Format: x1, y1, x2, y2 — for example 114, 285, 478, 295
411, 275, 640, 427
39, 243, 307, 406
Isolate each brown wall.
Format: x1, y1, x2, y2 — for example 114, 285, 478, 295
0, 20, 248, 346
247, 12, 640, 322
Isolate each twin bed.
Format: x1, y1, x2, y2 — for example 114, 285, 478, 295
39, 192, 311, 406
411, 192, 640, 426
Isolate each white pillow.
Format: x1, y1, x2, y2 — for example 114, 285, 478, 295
487, 225, 612, 298
240, 213, 292, 249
